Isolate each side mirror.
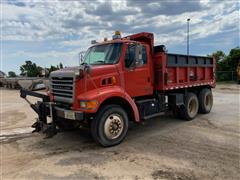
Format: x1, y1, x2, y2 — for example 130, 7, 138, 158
78, 51, 86, 65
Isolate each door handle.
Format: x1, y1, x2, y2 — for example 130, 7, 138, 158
147, 77, 150, 82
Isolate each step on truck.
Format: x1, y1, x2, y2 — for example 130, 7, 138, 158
20, 31, 215, 147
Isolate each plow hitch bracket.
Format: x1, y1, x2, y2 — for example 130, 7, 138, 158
20, 88, 57, 138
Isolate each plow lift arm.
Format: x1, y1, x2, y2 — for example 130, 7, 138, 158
20, 89, 57, 138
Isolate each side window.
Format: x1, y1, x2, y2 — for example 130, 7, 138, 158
125, 44, 148, 68
125, 45, 136, 68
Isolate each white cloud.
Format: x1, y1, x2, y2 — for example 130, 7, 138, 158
1, 0, 238, 44
1, 0, 238, 73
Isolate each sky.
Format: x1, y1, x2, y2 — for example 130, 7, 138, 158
1, 0, 239, 74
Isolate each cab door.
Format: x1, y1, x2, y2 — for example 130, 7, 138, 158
123, 44, 153, 97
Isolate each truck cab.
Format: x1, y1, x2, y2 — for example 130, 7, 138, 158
21, 31, 215, 147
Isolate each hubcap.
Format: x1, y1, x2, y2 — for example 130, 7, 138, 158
104, 114, 124, 140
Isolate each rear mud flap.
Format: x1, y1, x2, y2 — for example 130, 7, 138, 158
178, 104, 187, 118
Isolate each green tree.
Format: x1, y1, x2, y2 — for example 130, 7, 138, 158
211, 50, 226, 63
8, 71, 17, 77
210, 48, 240, 81
59, 62, 63, 69
227, 47, 240, 71
208, 51, 226, 71
20, 61, 43, 77
48, 65, 59, 73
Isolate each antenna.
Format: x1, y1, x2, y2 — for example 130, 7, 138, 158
187, 18, 190, 56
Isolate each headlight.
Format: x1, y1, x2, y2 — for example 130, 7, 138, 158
74, 69, 80, 76
80, 100, 98, 110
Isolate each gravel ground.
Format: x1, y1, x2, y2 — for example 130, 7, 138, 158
0, 84, 239, 180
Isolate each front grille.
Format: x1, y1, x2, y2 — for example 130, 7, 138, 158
50, 77, 74, 104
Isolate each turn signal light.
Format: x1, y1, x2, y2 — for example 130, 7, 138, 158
80, 100, 98, 110
112, 76, 117, 85
113, 31, 121, 40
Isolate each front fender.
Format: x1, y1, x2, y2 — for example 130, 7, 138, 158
73, 86, 140, 122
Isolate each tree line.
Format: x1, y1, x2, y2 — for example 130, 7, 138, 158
208, 47, 240, 81
7, 47, 240, 81
209, 48, 240, 71
8, 61, 64, 77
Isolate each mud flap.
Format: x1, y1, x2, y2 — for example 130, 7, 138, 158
177, 104, 187, 119
168, 93, 187, 119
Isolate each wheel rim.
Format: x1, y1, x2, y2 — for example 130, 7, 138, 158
104, 113, 124, 140
188, 98, 197, 117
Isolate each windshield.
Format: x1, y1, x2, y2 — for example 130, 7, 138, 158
83, 43, 122, 65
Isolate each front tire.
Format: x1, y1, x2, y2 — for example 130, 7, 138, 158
91, 105, 129, 147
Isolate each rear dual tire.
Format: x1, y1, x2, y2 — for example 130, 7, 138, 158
175, 88, 213, 120
180, 92, 199, 120
198, 88, 213, 114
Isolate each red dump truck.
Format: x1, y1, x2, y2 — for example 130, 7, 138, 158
20, 32, 215, 147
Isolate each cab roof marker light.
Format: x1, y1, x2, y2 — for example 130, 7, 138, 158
112, 30, 121, 40
91, 40, 97, 44
115, 31, 121, 35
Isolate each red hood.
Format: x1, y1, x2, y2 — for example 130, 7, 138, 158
89, 65, 117, 77
57, 65, 117, 73
51, 65, 118, 79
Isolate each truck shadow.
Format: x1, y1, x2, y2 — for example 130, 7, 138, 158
29, 114, 183, 154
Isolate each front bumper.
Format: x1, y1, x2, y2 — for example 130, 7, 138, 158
55, 106, 84, 121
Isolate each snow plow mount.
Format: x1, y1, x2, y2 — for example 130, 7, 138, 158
20, 89, 57, 138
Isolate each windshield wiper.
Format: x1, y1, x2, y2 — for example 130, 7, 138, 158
94, 60, 105, 64
81, 62, 88, 65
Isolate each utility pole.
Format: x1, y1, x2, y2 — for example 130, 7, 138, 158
187, 18, 190, 56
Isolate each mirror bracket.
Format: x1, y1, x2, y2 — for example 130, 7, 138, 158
135, 45, 142, 66
78, 51, 86, 65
